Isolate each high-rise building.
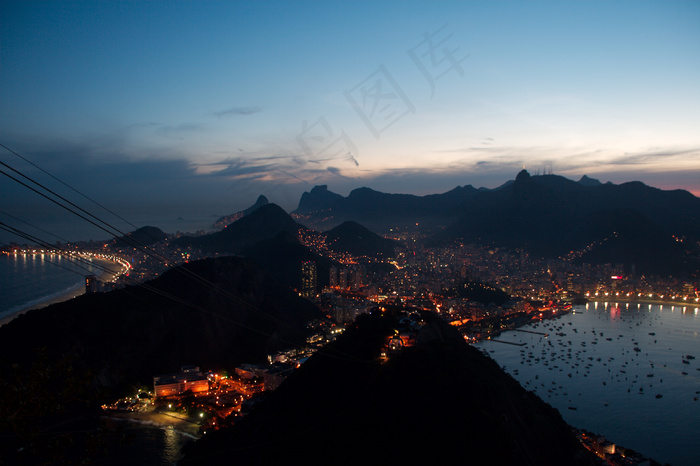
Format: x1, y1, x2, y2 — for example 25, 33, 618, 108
566, 272, 574, 292
301, 261, 317, 298
329, 266, 338, 288
339, 268, 349, 290
351, 267, 363, 291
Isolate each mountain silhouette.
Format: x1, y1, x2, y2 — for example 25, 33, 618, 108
324, 221, 402, 259
295, 185, 343, 213
292, 171, 699, 277
293, 184, 479, 231
430, 171, 699, 275
111, 225, 167, 247
212, 195, 270, 229
177, 203, 302, 253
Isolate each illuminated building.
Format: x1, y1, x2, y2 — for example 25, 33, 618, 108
566, 272, 574, 292
153, 366, 209, 398
301, 261, 317, 298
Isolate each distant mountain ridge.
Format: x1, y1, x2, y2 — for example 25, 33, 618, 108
174, 172, 698, 277
430, 170, 700, 275
295, 185, 343, 213
293, 184, 480, 231
293, 173, 699, 235
290, 172, 700, 276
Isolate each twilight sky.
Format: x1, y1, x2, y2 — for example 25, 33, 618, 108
1, 0, 699, 241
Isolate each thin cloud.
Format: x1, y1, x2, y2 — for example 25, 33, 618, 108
327, 166, 353, 179
277, 170, 309, 184
211, 106, 262, 118
608, 148, 700, 166
204, 162, 277, 178
156, 123, 203, 139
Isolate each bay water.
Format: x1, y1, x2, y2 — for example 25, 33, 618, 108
0, 253, 114, 321
475, 302, 700, 466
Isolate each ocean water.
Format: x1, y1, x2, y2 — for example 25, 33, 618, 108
96, 416, 199, 465
0, 254, 115, 320
475, 302, 700, 466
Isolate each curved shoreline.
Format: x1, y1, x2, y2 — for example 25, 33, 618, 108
0, 256, 126, 328
585, 298, 700, 309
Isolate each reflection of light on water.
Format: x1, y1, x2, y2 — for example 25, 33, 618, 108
610, 305, 620, 320
101, 416, 198, 464
163, 425, 180, 465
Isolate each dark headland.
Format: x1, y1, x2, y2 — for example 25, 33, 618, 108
180, 310, 597, 465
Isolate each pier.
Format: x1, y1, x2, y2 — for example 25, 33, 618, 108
512, 329, 549, 336
490, 339, 526, 346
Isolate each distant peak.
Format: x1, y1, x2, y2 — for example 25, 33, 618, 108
515, 169, 531, 182
243, 195, 270, 216
295, 185, 343, 213
348, 187, 379, 196
578, 175, 602, 187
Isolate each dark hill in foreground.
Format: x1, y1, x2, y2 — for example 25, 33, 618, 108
181, 311, 595, 466
0, 256, 321, 464
0, 256, 319, 391
242, 231, 336, 293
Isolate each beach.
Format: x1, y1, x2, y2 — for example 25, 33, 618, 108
0, 256, 123, 327
103, 410, 202, 437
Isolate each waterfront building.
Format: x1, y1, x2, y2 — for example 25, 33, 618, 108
153, 365, 209, 398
